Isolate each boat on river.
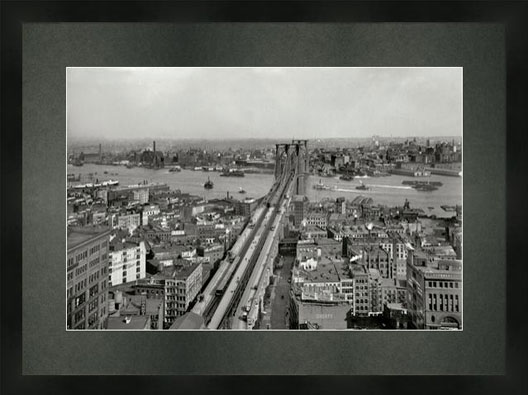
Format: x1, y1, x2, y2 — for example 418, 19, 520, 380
313, 179, 330, 190
204, 177, 214, 189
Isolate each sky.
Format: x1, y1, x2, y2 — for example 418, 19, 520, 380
67, 67, 462, 141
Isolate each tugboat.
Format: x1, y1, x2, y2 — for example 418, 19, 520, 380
204, 177, 214, 189
355, 181, 370, 191
238, 187, 247, 194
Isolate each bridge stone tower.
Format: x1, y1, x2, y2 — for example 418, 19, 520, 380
274, 140, 309, 196
292, 139, 308, 196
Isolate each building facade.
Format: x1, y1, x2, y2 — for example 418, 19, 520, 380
67, 227, 111, 329
407, 251, 462, 329
164, 263, 203, 325
108, 239, 147, 287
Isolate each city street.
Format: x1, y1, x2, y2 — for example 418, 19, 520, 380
270, 256, 295, 329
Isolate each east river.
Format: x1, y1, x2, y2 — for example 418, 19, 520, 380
69, 164, 462, 211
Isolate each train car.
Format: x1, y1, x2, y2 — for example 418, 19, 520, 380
215, 256, 240, 296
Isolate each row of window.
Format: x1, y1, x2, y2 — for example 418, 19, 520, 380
89, 244, 101, 255
427, 293, 460, 313
75, 250, 88, 264
75, 279, 87, 293
428, 281, 459, 289
75, 264, 88, 277
88, 257, 100, 268
89, 271, 100, 284
107, 273, 141, 286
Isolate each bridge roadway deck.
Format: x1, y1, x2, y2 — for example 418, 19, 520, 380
207, 167, 293, 329
233, 192, 292, 329
207, 204, 276, 329
190, 206, 266, 318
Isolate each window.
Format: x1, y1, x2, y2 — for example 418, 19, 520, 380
89, 284, 99, 298
88, 299, 98, 312
74, 309, 85, 323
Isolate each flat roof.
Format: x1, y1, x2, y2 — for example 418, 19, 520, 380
67, 226, 111, 251
300, 259, 345, 283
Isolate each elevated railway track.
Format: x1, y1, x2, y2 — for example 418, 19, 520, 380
185, 140, 308, 329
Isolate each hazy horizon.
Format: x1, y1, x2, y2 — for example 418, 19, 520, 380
67, 67, 463, 141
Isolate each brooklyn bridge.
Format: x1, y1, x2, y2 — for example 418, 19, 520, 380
189, 140, 309, 329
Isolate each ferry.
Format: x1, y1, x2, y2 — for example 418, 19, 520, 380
402, 180, 443, 187
220, 169, 245, 177
204, 177, 214, 189
339, 174, 354, 181
355, 181, 370, 191
313, 179, 330, 190
71, 179, 119, 189
413, 184, 438, 192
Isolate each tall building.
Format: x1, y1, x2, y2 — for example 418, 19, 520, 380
161, 263, 203, 325
108, 239, 147, 287
67, 226, 111, 329
335, 197, 346, 215
406, 250, 462, 329
292, 195, 308, 227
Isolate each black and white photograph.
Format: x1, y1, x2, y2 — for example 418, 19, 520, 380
66, 67, 463, 331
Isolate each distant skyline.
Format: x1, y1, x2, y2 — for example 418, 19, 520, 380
67, 67, 462, 141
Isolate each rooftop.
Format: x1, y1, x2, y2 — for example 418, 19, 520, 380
159, 261, 201, 280
169, 312, 205, 330
107, 315, 150, 330
299, 258, 345, 283
67, 226, 111, 251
